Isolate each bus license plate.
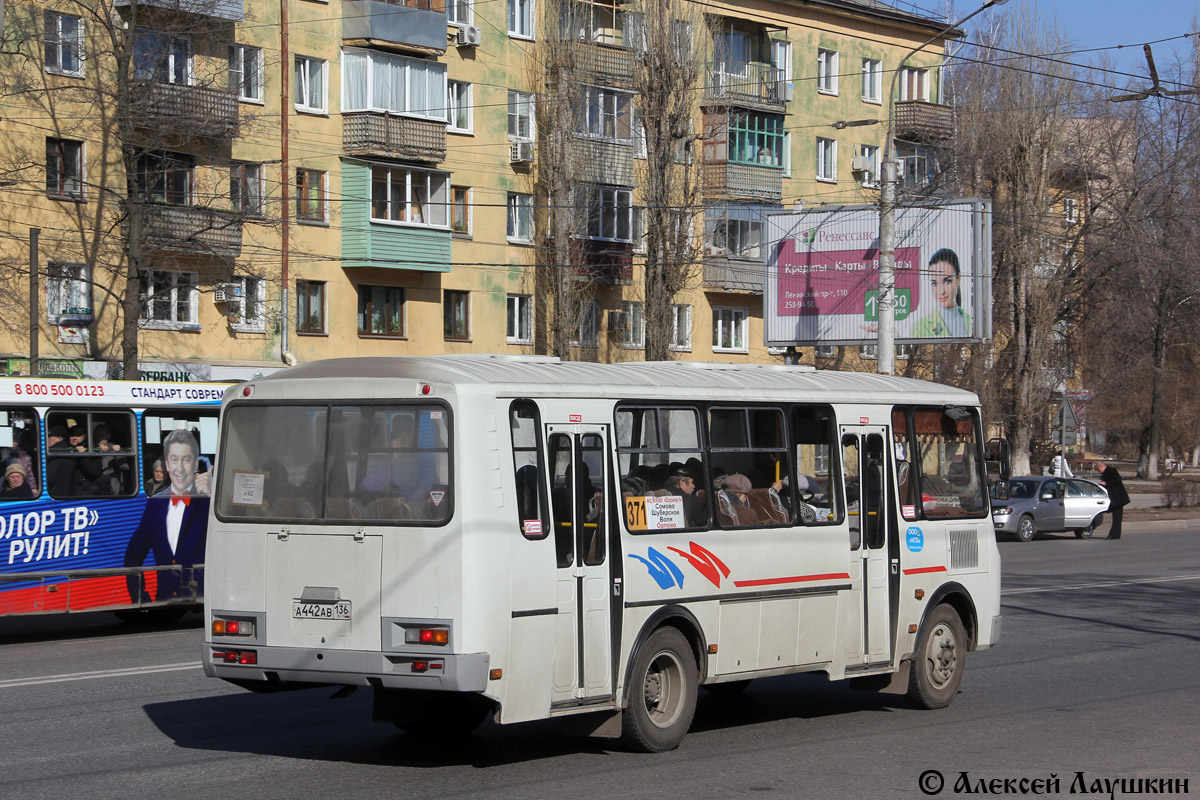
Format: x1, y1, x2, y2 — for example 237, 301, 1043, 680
292, 601, 352, 620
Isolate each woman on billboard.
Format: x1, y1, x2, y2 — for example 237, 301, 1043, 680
912, 248, 972, 337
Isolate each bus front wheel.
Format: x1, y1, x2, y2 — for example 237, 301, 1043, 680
906, 604, 967, 710
621, 627, 698, 752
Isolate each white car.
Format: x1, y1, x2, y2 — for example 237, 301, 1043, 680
991, 476, 1111, 541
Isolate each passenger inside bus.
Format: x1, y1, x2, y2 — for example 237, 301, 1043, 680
0, 425, 39, 497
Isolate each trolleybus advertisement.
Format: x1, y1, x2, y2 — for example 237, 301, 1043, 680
763, 200, 992, 347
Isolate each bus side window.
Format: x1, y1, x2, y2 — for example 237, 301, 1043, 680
842, 435, 860, 549
509, 401, 547, 540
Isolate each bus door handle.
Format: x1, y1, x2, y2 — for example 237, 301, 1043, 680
571, 566, 587, 578
277, 527, 290, 541
891, 559, 899, 574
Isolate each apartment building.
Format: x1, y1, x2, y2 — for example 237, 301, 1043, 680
0, 0, 958, 379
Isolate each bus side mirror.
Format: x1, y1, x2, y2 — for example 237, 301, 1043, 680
992, 481, 1009, 501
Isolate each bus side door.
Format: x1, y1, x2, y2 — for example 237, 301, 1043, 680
546, 426, 613, 705
840, 426, 893, 666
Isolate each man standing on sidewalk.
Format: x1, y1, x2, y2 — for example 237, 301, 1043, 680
1095, 462, 1130, 540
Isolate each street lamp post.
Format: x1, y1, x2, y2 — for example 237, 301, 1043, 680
876, 0, 1008, 375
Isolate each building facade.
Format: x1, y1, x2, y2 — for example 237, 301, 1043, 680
0, 0, 958, 379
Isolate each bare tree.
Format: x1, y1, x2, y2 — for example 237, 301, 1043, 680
631, 0, 702, 361
0, 0, 275, 378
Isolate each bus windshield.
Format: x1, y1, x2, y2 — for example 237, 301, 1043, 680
217, 403, 452, 523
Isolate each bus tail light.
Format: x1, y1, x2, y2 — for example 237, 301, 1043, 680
212, 617, 255, 637
405, 626, 449, 645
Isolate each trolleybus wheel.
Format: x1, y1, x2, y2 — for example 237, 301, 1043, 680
621, 627, 698, 752
907, 604, 967, 710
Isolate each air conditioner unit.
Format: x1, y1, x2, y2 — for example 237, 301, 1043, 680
851, 155, 873, 172
457, 25, 482, 47
213, 282, 243, 303
510, 141, 534, 164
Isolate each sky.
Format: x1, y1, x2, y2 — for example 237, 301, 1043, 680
903, 0, 1200, 89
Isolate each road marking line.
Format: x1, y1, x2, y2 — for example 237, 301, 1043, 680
0, 661, 201, 689
1003, 574, 1200, 596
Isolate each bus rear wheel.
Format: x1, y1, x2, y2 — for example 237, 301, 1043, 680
621, 627, 698, 752
907, 604, 967, 710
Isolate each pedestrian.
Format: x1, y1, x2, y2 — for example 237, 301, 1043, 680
1051, 450, 1074, 478
1094, 461, 1130, 540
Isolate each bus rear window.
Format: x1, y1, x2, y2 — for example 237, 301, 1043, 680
217, 403, 452, 524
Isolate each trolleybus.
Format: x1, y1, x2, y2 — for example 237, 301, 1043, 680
204, 356, 1003, 751
1, 377, 224, 617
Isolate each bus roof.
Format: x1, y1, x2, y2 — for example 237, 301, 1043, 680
249, 356, 980, 406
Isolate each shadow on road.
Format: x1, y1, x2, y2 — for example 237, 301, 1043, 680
143, 672, 911, 766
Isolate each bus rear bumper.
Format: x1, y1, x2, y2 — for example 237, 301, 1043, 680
203, 645, 490, 692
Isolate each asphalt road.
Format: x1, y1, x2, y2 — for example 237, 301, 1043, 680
2, 528, 1197, 800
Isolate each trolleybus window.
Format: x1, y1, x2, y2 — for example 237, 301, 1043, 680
0, 406, 39, 500
217, 403, 451, 523
140, 409, 218, 498
45, 410, 137, 498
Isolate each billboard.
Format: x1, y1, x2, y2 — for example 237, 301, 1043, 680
763, 200, 992, 347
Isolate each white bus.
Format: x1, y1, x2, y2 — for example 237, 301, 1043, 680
204, 356, 1002, 751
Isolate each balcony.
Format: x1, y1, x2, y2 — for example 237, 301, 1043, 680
702, 162, 782, 202
572, 239, 633, 284
343, 0, 447, 52
137, 205, 243, 258
577, 41, 636, 88
894, 100, 954, 142
574, 138, 635, 187
115, 0, 243, 22
703, 255, 764, 293
704, 62, 787, 112
125, 81, 239, 140
343, 112, 447, 163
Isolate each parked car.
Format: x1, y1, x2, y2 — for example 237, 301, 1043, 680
991, 476, 1110, 541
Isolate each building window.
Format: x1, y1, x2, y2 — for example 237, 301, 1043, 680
357, 285, 405, 337
862, 58, 881, 102
507, 193, 533, 242
135, 152, 193, 204
296, 169, 326, 222
229, 44, 263, 102
447, 81, 472, 132
858, 144, 879, 187
46, 262, 91, 320
581, 185, 632, 242
670, 304, 691, 350
1064, 196, 1078, 223
294, 55, 327, 113
781, 131, 792, 177
817, 49, 838, 94
448, 0, 472, 25
451, 186, 471, 234
728, 110, 784, 168
815, 344, 837, 358
899, 67, 929, 102
896, 343, 912, 360
46, 138, 83, 198
507, 294, 533, 343
507, 90, 535, 140
508, 0, 534, 38
573, 300, 598, 347
296, 280, 326, 334
581, 87, 632, 141
705, 204, 775, 259
229, 277, 266, 332
44, 12, 83, 76
133, 31, 190, 84
712, 307, 747, 352
341, 49, 447, 120
859, 343, 877, 360
816, 137, 837, 181
444, 290, 470, 340
370, 164, 449, 227
230, 162, 263, 216
616, 301, 645, 348
139, 270, 198, 326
